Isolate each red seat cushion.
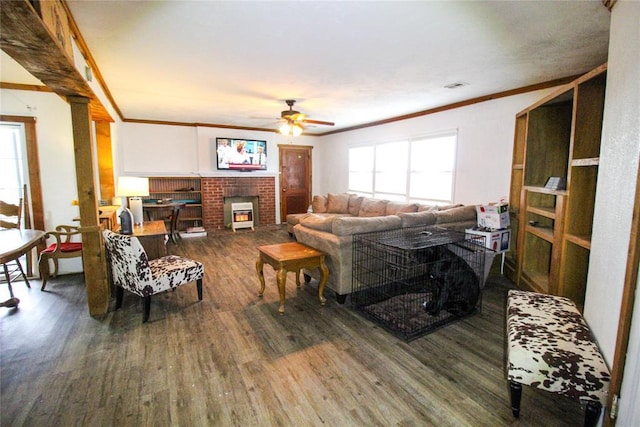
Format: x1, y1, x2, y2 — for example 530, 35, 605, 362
42, 242, 83, 254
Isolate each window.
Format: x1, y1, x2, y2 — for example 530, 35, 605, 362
0, 123, 27, 205
348, 131, 457, 204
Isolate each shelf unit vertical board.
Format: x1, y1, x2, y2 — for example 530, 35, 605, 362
558, 242, 590, 310
512, 114, 528, 166
509, 168, 523, 211
523, 100, 573, 187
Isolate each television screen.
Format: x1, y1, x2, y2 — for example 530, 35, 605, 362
216, 138, 267, 171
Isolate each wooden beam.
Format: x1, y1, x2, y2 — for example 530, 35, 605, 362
0, 0, 111, 121
68, 96, 110, 317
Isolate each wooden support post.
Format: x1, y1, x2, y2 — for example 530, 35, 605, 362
68, 96, 110, 317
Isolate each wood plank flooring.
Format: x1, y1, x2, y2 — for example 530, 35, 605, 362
1, 225, 586, 426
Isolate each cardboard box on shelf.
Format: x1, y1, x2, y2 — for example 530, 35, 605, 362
476, 204, 510, 229
466, 228, 511, 253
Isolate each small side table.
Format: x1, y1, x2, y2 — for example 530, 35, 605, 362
256, 242, 329, 315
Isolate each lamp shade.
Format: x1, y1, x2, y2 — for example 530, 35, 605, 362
117, 177, 149, 197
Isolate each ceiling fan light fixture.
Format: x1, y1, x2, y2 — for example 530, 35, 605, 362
279, 123, 291, 135
292, 124, 303, 136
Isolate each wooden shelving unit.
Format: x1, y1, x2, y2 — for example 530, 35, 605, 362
505, 63, 607, 310
144, 176, 204, 232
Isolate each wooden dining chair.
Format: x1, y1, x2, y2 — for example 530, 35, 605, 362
38, 225, 83, 291
1, 199, 31, 295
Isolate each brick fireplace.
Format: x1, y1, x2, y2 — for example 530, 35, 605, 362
202, 177, 276, 230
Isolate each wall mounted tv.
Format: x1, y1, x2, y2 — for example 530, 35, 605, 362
216, 138, 267, 171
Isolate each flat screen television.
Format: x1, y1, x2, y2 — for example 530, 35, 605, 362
216, 138, 267, 171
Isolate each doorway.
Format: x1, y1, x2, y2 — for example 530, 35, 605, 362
1, 116, 45, 275
279, 144, 312, 221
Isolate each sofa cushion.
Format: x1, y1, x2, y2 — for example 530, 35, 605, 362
300, 214, 336, 232
312, 195, 328, 213
327, 193, 350, 213
332, 215, 402, 236
348, 195, 365, 216
358, 199, 388, 217
385, 202, 418, 216
398, 211, 437, 227
433, 205, 477, 223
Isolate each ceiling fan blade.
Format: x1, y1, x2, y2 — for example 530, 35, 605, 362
290, 112, 306, 121
303, 119, 335, 126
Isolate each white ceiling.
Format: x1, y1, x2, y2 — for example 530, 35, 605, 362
5, 1, 611, 134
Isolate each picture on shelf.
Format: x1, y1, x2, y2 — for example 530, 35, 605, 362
216, 137, 267, 171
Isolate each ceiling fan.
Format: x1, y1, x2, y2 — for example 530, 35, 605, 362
278, 100, 335, 136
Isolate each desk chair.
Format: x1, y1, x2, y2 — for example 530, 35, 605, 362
0, 199, 30, 296
103, 229, 204, 323
39, 225, 83, 291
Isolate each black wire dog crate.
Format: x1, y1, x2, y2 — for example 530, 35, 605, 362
352, 225, 488, 341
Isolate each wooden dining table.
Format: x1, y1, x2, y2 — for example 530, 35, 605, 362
0, 228, 46, 305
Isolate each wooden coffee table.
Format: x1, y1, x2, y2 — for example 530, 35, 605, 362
256, 242, 329, 315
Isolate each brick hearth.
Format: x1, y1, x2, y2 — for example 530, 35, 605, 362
202, 177, 276, 230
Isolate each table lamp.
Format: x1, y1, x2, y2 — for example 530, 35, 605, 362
117, 176, 149, 225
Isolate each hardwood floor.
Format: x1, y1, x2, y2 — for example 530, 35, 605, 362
1, 225, 585, 426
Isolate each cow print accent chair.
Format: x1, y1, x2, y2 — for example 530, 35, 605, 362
506, 290, 610, 427
103, 229, 204, 323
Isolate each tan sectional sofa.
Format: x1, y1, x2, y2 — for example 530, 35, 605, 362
289, 193, 479, 303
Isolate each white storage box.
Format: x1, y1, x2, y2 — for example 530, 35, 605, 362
476, 204, 510, 229
465, 228, 511, 254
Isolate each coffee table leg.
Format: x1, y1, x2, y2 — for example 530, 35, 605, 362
276, 267, 287, 315
318, 256, 328, 306
295, 270, 301, 288
256, 256, 266, 297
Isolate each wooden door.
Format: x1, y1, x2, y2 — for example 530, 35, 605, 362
279, 144, 312, 220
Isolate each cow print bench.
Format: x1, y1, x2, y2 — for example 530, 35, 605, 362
506, 290, 610, 427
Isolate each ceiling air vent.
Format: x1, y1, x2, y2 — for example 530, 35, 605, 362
444, 82, 468, 89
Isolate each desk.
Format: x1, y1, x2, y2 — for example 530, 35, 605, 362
0, 229, 45, 302
143, 202, 185, 243
256, 242, 328, 315
113, 221, 167, 260
73, 205, 119, 230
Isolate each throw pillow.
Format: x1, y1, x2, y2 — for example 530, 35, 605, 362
385, 202, 418, 216
327, 193, 350, 213
312, 195, 328, 213
436, 203, 464, 211
348, 195, 364, 215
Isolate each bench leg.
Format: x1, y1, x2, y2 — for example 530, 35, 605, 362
584, 401, 602, 427
509, 381, 522, 418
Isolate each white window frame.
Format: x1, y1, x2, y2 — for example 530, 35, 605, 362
347, 130, 457, 205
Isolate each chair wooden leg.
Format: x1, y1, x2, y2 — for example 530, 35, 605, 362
584, 401, 602, 427
143, 295, 151, 323
115, 286, 124, 309
197, 278, 203, 300
509, 381, 522, 418
39, 256, 50, 291
14, 258, 30, 288
3, 264, 14, 298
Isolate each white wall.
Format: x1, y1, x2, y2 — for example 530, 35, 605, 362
116, 122, 322, 223
316, 89, 556, 204
0, 89, 83, 273
585, 0, 640, 422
